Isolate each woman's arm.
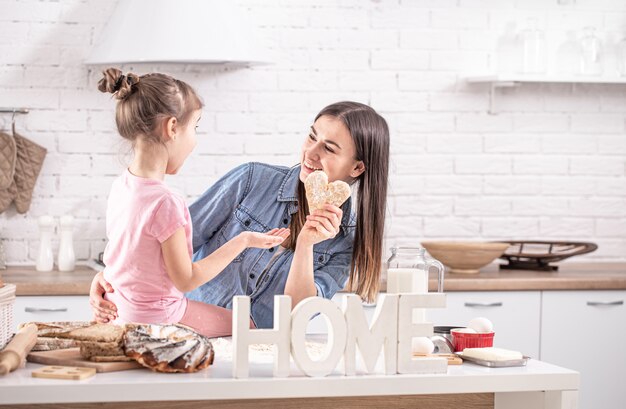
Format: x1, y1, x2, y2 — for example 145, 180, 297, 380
163, 228, 290, 292
284, 204, 343, 307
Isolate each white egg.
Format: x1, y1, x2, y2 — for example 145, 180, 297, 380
468, 317, 494, 333
451, 327, 477, 334
412, 337, 435, 354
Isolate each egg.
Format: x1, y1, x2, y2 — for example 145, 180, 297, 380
468, 317, 494, 333
412, 337, 435, 354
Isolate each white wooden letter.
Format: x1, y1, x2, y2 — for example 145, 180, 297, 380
397, 293, 447, 374
343, 294, 398, 375
232, 295, 292, 378
291, 297, 347, 377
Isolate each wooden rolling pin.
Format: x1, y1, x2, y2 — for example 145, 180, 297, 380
0, 323, 37, 375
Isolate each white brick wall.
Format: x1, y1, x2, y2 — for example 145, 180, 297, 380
0, 0, 624, 264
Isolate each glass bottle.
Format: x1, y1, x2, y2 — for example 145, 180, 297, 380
520, 18, 546, 74
495, 22, 521, 74
579, 26, 603, 76
386, 247, 445, 323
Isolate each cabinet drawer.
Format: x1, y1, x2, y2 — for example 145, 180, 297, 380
428, 291, 541, 358
541, 290, 626, 409
13, 296, 92, 330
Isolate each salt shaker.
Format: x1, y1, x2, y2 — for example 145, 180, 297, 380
57, 215, 75, 272
36, 215, 54, 272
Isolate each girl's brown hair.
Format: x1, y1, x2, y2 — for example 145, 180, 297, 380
290, 101, 390, 303
97, 67, 203, 143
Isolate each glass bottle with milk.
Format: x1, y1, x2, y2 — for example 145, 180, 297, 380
386, 247, 445, 323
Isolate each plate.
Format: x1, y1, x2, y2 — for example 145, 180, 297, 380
456, 352, 530, 367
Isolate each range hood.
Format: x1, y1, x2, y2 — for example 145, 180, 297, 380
85, 0, 267, 65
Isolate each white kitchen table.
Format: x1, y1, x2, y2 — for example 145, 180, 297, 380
0, 348, 579, 409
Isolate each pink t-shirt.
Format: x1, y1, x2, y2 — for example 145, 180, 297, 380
103, 169, 191, 325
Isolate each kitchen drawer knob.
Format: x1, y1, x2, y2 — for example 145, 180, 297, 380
586, 300, 624, 307
25, 307, 68, 313
464, 302, 503, 308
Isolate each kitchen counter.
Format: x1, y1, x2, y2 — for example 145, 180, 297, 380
1, 262, 625, 296
0, 352, 579, 409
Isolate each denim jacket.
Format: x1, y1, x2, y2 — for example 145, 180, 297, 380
186, 162, 356, 328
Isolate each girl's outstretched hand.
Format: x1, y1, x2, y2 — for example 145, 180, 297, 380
241, 228, 290, 248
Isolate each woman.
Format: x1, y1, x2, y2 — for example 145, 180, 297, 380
90, 101, 390, 330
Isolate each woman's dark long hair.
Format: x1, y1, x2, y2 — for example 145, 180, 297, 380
289, 101, 390, 303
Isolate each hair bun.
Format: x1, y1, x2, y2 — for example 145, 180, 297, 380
97, 68, 139, 100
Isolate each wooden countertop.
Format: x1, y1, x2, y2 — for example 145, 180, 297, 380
0, 262, 625, 296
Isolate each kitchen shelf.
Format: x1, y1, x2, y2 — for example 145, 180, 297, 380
465, 74, 626, 114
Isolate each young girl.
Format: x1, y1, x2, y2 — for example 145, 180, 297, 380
97, 68, 289, 337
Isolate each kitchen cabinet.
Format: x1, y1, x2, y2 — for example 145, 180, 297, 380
541, 290, 626, 409
13, 296, 92, 330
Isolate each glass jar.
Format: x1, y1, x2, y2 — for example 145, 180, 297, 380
580, 26, 603, 76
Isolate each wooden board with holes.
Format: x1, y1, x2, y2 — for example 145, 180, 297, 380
32, 365, 96, 380
27, 348, 142, 372
413, 353, 463, 365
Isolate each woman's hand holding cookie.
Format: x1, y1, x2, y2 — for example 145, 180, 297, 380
299, 204, 343, 246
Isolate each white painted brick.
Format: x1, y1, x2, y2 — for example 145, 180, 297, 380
370, 6, 429, 29
40, 154, 91, 176
431, 9, 489, 29
0, 21, 29, 44
249, 92, 310, 113
394, 155, 454, 175
217, 70, 278, 91
455, 155, 512, 174
0, 66, 24, 88
371, 50, 429, 70
459, 0, 516, 8
571, 113, 625, 133
201, 92, 249, 112
24, 110, 88, 132
280, 28, 340, 49
512, 197, 568, 216
275, 112, 316, 133
588, 239, 626, 261
90, 154, 126, 176
0, 88, 59, 109
424, 217, 481, 237
308, 92, 370, 110
370, 92, 428, 112
58, 133, 119, 154
456, 113, 513, 133
400, 29, 458, 50
28, 196, 96, 218
481, 218, 539, 237
491, 85, 544, 113
430, 93, 489, 112
596, 218, 626, 237
388, 174, 425, 195
513, 155, 569, 175
455, 197, 511, 216
58, 175, 116, 198
545, 10, 604, 30
398, 72, 458, 91
87, 110, 117, 132
395, 196, 453, 216
542, 134, 597, 154
597, 134, 626, 154
0, 45, 61, 65
430, 50, 490, 71
488, 11, 548, 31
3, 217, 39, 240
543, 85, 601, 112
396, 113, 455, 133
336, 29, 398, 50
541, 177, 597, 195
216, 113, 278, 133
423, 176, 483, 195
307, 50, 369, 70
3, 240, 28, 262
338, 71, 396, 91
484, 134, 541, 153
569, 198, 625, 217
29, 22, 92, 46
58, 1, 116, 24
570, 157, 624, 176
457, 29, 498, 51
514, 114, 569, 133
250, 7, 309, 28
33, 175, 58, 197
539, 217, 595, 237
484, 176, 541, 195
426, 134, 483, 153
595, 177, 626, 196
24, 66, 88, 88
0, 1, 61, 22
280, 71, 339, 91
390, 133, 427, 155
309, 7, 368, 28
245, 134, 301, 155
11, 131, 56, 152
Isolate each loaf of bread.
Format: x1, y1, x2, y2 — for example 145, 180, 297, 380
79, 341, 124, 359
124, 323, 214, 373
304, 171, 351, 212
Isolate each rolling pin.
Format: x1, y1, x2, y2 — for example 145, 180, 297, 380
0, 323, 37, 375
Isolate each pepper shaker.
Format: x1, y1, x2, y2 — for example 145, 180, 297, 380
57, 215, 75, 272
36, 215, 54, 272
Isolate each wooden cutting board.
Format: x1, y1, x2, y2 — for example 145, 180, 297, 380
27, 348, 142, 373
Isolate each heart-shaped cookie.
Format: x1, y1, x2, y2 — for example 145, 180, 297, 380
304, 171, 351, 212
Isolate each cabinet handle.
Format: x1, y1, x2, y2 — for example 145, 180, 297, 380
464, 302, 503, 308
586, 300, 624, 307
25, 307, 68, 313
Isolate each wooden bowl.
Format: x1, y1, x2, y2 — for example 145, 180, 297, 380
420, 241, 510, 274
